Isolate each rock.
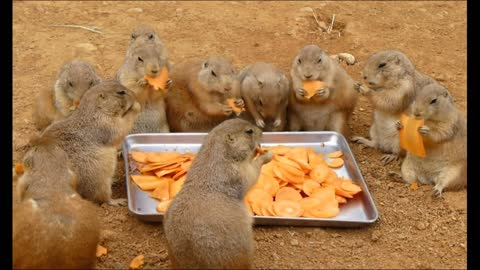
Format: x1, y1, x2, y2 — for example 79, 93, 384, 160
279, 241, 285, 246
75, 43, 97, 53
416, 221, 428, 231
253, 42, 260, 47
338, 53, 356, 65
127, 7, 143, 13
434, 73, 446, 82
359, 107, 365, 112
159, 252, 169, 262
300, 7, 313, 12
290, 239, 299, 246
371, 231, 381, 242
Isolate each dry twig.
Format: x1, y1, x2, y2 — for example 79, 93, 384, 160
48, 24, 103, 34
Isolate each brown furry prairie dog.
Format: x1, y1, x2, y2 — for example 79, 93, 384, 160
126, 24, 169, 58
164, 119, 273, 269
352, 50, 436, 164
117, 41, 171, 133
288, 45, 359, 137
396, 84, 466, 196
41, 81, 141, 205
165, 56, 244, 132
33, 59, 102, 131
13, 137, 100, 269
239, 62, 290, 131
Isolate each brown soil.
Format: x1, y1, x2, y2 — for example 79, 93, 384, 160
13, 1, 467, 269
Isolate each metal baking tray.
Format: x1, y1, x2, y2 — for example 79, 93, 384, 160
122, 132, 378, 227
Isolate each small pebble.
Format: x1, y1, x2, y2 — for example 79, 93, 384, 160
290, 239, 299, 246
127, 7, 143, 13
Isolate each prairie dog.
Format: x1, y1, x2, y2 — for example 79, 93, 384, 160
33, 59, 102, 131
126, 24, 168, 58
239, 62, 290, 131
165, 56, 244, 132
352, 50, 436, 164
117, 42, 171, 133
41, 81, 141, 205
13, 137, 100, 269
396, 84, 466, 196
164, 119, 273, 269
288, 45, 358, 137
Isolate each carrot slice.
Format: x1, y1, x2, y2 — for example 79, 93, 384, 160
308, 152, 326, 167
130, 151, 149, 163
154, 168, 179, 178
169, 176, 186, 198
299, 197, 322, 211
129, 254, 145, 270
261, 162, 276, 177
305, 186, 340, 218
130, 175, 165, 191
275, 165, 305, 184
340, 180, 362, 194
246, 188, 273, 205
146, 152, 182, 163
156, 200, 172, 213
96, 245, 107, 257
145, 66, 169, 91
149, 180, 170, 201
302, 179, 321, 196
276, 178, 289, 187
309, 164, 331, 183
322, 169, 338, 185
335, 195, 347, 204
257, 174, 280, 197
399, 113, 426, 158
226, 98, 246, 116
327, 158, 344, 168
264, 145, 291, 155
272, 200, 304, 217
252, 200, 273, 216
172, 169, 187, 180
273, 155, 302, 170
326, 151, 343, 159
285, 147, 311, 171
14, 163, 24, 175
275, 187, 302, 202
303, 80, 326, 99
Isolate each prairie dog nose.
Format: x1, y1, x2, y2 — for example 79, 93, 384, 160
304, 74, 312, 79
224, 86, 232, 92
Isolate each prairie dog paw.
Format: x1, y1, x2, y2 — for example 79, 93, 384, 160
256, 119, 265, 128
295, 88, 307, 100
395, 121, 403, 130
107, 198, 127, 207
138, 78, 148, 87
418, 125, 430, 135
234, 98, 245, 108
222, 105, 233, 116
273, 119, 282, 127
166, 79, 173, 88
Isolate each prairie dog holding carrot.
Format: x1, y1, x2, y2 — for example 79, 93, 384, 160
14, 137, 100, 269
239, 62, 290, 131
352, 50, 435, 164
33, 59, 102, 131
396, 84, 466, 196
164, 119, 273, 269
41, 81, 141, 205
288, 45, 358, 137
165, 56, 244, 132
117, 40, 171, 133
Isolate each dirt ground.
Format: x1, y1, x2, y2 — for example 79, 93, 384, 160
12, 1, 467, 269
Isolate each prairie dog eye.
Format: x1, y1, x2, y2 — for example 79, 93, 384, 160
211, 70, 217, 77
68, 81, 73, 88
148, 34, 154, 40
89, 80, 94, 87
378, 63, 386, 68
245, 128, 254, 134
430, 98, 437, 104
259, 99, 263, 106
297, 58, 302, 65
138, 57, 144, 62
317, 58, 322, 63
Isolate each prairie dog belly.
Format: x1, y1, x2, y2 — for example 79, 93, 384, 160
296, 103, 335, 131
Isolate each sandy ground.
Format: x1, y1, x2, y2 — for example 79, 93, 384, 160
13, 1, 466, 269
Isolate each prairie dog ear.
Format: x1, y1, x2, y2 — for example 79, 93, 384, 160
388, 54, 401, 65
253, 75, 263, 88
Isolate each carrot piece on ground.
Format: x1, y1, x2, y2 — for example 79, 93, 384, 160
96, 245, 107, 257
410, 182, 419, 191
302, 179, 321, 196
156, 200, 172, 213
149, 180, 170, 201
275, 187, 303, 202
327, 158, 344, 168
326, 150, 343, 159
129, 254, 145, 270
226, 98, 246, 116
272, 200, 304, 217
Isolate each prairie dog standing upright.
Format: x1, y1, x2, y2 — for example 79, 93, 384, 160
239, 62, 290, 131
117, 41, 171, 133
164, 119, 273, 269
33, 59, 102, 131
165, 56, 244, 132
396, 84, 466, 196
288, 45, 358, 137
13, 137, 100, 269
352, 50, 436, 164
41, 81, 141, 205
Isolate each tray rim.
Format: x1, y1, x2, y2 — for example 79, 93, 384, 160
122, 131, 379, 226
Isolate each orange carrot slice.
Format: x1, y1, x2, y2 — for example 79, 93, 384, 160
335, 195, 347, 204
226, 98, 246, 116
299, 197, 322, 211
169, 176, 186, 198
256, 174, 280, 197
326, 151, 343, 158
340, 180, 362, 194
73, 101, 80, 107
327, 158, 344, 168
272, 200, 304, 217
149, 180, 170, 201
275, 165, 305, 184
285, 147, 311, 171
129, 254, 145, 269
303, 80, 326, 99
145, 66, 169, 91
246, 188, 273, 205
275, 187, 302, 202
14, 163, 24, 175
309, 164, 330, 183
156, 200, 171, 213
145, 152, 182, 163
273, 155, 302, 171
96, 245, 107, 257
305, 186, 340, 218
264, 145, 291, 155
399, 113, 426, 158
302, 179, 321, 196
130, 151, 149, 163
130, 175, 165, 191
